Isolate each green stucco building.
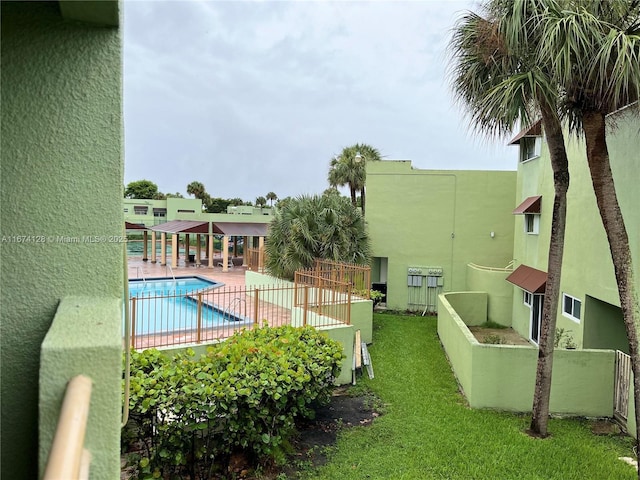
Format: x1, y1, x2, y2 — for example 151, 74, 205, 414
435, 104, 639, 425
366, 161, 517, 313
1, 2, 124, 478
507, 105, 639, 351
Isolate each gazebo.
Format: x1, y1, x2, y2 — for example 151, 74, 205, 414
129, 219, 270, 271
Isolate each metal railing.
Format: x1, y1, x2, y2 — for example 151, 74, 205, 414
305, 258, 371, 299
129, 279, 354, 349
246, 246, 265, 272
294, 271, 352, 326
468, 262, 515, 272
43, 375, 92, 480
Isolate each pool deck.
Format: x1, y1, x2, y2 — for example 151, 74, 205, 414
127, 256, 248, 289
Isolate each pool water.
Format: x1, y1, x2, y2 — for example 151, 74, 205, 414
127, 276, 251, 335
129, 276, 218, 297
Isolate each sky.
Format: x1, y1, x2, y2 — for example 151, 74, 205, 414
123, 0, 517, 202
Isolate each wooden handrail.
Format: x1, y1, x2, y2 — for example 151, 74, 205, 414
43, 375, 92, 480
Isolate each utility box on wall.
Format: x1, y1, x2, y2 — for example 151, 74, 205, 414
407, 266, 444, 313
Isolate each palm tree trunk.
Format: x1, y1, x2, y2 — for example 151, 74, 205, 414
360, 187, 366, 216
529, 105, 570, 437
350, 186, 357, 206
583, 111, 640, 458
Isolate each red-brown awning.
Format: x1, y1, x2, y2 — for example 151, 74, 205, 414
213, 222, 269, 236
125, 221, 147, 230
513, 196, 542, 214
508, 120, 542, 145
150, 220, 210, 234
506, 265, 547, 293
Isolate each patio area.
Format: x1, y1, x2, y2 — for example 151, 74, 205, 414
127, 255, 248, 289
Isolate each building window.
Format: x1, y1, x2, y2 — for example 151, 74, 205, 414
177, 209, 195, 213
523, 291, 532, 306
520, 137, 541, 162
123, 208, 128, 213
134, 206, 148, 215
524, 214, 539, 234
562, 293, 581, 322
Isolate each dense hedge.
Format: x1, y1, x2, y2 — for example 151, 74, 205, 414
123, 325, 344, 479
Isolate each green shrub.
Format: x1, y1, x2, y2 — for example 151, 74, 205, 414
123, 325, 344, 479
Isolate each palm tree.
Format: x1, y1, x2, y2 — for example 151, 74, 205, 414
328, 144, 381, 216
449, 0, 571, 437
266, 191, 278, 207
186, 181, 206, 199
255, 196, 267, 209
353, 143, 382, 216
536, 0, 640, 449
265, 193, 371, 280
328, 146, 360, 207
186, 181, 211, 210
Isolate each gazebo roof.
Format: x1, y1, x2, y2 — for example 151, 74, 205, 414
212, 222, 269, 236
149, 220, 210, 234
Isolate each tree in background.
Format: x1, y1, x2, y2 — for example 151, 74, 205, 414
266, 191, 278, 206
255, 196, 267, 208
165, 192, 184, 198
265, 193, 371, 280
124, 180, 161, 199
449, 0, 570, 437
328, 143, 381, 216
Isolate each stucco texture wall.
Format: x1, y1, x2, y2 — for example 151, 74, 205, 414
367, 161, 516, 311
439, 293, 615, 416
39, 298, 123, 479
510, 108, 639, 347
1, 3, 123, 478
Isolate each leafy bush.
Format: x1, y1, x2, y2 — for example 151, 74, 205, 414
123, 325, 344, 479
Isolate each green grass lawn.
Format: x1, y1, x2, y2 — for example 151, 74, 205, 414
307, 313, 635, 479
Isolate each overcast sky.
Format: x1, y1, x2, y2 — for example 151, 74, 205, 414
123, 0, 517, 202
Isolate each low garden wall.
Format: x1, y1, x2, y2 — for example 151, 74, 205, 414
438, 292, 615, 417
466, 264, 513, 326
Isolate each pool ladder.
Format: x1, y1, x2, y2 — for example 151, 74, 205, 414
223, 297, 246, 321
135, 267, 146, 284
165, 264, 175, 281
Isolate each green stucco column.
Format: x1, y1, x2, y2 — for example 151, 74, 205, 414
185, 233, 190, 263
1, 3, 123, 478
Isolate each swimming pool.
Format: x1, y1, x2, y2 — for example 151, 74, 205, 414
127, 276, 252, 337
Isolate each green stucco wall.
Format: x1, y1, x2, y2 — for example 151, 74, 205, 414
465, 264, 514, 326
367, 161, 516, 311
583, 295, 629, 353
1, 3, 123, 478
510, 108, 639, 348
439, 294, 615, 416
39, 298, 123, 479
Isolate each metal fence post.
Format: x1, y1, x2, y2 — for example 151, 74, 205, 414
254, 288, 260, 327
303, 285, 309, 326
130, 297, 136, 348
196, 293, 203, 343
